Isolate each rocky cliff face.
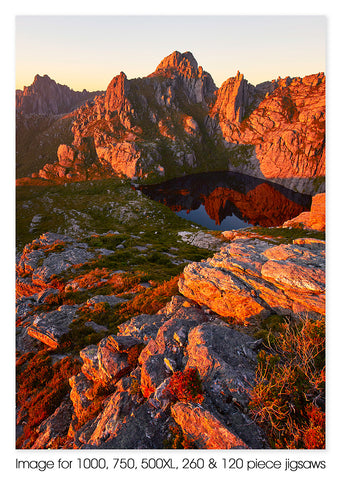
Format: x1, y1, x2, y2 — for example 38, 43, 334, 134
16, 74, 102, 115
211, 73, 325, 193
210, 71, 273, 124
16, 52, 325, 194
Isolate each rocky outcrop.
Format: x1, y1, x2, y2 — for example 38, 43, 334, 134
17, 231, 270, 450
210, 71, 273, 124
212, 73, 325, 193
16, 74, 101, 115
179, 237, 325, 323
16, 222, 325, 449
63, 295, 267, 449
29, 52, 218, 183
27, 305, 79, 349
17, 233, 98, 284
16, 232, 116, 351
283, 193, 325, 231
150, 50, 217, 105
31, 397, 74, 449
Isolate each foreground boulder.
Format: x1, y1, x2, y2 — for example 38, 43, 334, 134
179, 237, 325, 323
171, 403, 248, 449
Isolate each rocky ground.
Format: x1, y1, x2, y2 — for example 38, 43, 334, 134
15, 187, 325, 449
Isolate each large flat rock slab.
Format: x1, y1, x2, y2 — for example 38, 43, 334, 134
179, 237, 325, 323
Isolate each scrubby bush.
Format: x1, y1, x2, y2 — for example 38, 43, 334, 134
249, 316, 325, 449
166, 367, 204, 404
16, 353, 81, 448
116, 275, 179, 322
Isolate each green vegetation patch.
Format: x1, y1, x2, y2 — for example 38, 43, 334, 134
250, 226, 325, 243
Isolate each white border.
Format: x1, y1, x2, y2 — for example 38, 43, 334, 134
3, 2, 339, 478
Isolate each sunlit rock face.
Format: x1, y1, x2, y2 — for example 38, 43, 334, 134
283, 193, 325, 231
149, 50, 217, 105
211, 72, 325, 192
179, 237, 325, 323
210, 71, 266, 124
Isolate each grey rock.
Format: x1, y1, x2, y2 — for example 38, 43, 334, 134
85, 391, 136, 446
178, 230, 224, 250
35, 288, 60, 303
186, 323, 257, 407
31, 396, 74, 449
86, 295, 125, 307
88, 402, 171, 449
118, 313, 167, 343
32, 247, 96, 283
27, 304, 79, 348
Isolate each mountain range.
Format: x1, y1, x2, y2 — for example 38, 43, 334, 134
16, 51, 325, 195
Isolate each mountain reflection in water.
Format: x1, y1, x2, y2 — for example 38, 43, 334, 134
138, 171, 312, 231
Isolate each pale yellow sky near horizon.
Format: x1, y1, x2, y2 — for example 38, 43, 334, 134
16, 15, 326, 92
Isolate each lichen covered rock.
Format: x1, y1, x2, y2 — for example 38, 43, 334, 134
179, 237, 325, 322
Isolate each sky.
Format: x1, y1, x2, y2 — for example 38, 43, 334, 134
15, 15, 326, 91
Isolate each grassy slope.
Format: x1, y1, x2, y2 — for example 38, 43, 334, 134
16, 114, 74, 179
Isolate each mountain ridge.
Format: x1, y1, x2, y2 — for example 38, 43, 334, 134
16, 74, 103, 115
16, 51, 325, 195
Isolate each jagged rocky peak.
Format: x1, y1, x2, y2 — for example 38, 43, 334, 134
149, 50, 217, 106
104, 71, 130, 113
153, 50, 199, 78
16, 74, 102, 115
211, 71, 260, 123
33, 73, 56, 86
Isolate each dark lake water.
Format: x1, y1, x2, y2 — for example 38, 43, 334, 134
138, 171, 312, 231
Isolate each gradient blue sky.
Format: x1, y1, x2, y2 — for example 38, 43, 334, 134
16, 15, 326, 91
